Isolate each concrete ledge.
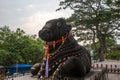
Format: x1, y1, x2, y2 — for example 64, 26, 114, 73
63, 68, 108, 80
40, 68, 108, 80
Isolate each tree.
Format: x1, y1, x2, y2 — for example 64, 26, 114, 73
0, 26, 44, 66
106, 44, 120, 60
58, 0, 120, 61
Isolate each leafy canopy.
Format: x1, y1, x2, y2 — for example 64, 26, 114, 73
0, 26, 44, 66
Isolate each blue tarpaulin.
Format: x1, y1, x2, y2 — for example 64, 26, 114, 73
7, 64, 33, 68
7, 64, 33, 75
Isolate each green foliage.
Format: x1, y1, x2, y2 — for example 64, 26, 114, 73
90, 38, 117, 60
91, 38, 116, 50
58, 0, 120, 61
0, 49, 18, 66
106, 50, 120, 60
0, 26, 44, 66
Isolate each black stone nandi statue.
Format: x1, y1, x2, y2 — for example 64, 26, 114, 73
31, 18, 91, 79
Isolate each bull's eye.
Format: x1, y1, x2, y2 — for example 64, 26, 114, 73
42, 28, 51, 34
45, 29, 50, 33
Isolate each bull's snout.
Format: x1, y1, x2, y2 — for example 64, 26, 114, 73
39, 29, 50, 34
38, 28, 51, 38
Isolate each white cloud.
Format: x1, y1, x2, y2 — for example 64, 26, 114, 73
25, 4, 38, 11
21, 11, 71, 35
16, 8, 22, 12
0, 0, 73, 35
27, 4, 34, 8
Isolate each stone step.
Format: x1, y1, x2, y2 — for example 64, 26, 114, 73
39, 68, 107, 80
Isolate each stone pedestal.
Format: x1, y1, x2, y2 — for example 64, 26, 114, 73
42, 68, 107, 80
63, 68, 108, 80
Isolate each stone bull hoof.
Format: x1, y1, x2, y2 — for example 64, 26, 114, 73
30, 63, 40, 76
32, 18, 91, 79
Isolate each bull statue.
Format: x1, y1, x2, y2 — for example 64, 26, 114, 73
31, 18, 91, 79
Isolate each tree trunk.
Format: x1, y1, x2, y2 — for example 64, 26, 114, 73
98, 37, 106, 61
98, 47, 105, 61
96, 25, 106, 61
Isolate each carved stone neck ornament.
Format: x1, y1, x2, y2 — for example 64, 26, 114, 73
40, 33, 71, 78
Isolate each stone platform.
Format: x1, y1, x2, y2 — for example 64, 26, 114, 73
61, 68, 107, 80
38, 68, 107, 80
5, 60, 120, 80
5, 68, 107, 80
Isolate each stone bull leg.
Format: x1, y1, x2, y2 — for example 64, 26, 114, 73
31, 63, 41, 76
55, 56, 88, 79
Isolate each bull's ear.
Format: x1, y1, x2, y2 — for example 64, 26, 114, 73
57, 22, 62, 27
57, 18, 66, 27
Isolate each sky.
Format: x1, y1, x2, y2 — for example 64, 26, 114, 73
0, 0, 73, 35
0, 0, 119, 44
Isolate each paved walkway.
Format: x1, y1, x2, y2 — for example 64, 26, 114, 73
6, 60, 120, 80
108, 73, 120, 80
5, 75, 37, 80
6, 74, 120, 80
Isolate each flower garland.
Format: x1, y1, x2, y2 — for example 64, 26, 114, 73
39, 34, 70, 79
